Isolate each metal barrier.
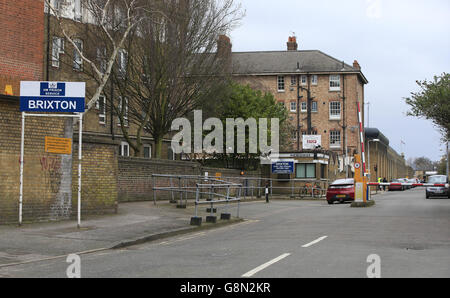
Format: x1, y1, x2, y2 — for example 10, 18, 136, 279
192, 181, 243, 225
152, 174, 329, 204
367, 182, 449, 187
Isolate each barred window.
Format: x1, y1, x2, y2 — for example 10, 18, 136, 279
330, 130, 341, 148
97, 47, 107, 74
277, 76, 285, 91
291, 76, 297, 86
329, 75, 340, 91
301, 102, 307, 112
120, 141, 129, 157
290, 102, 297, 112
74, 0, 82, 22
96, 95, 106, 124
51, 37, 64, 67
73, 39, 83, 71
118, 49, 128, 77
329, 101, 341, 119
117, 97, 128, 127
144, 145, 152, 159
301, 75, 307, 85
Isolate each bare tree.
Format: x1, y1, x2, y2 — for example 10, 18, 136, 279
45, 0, 147, 111
109, 0, 244, 157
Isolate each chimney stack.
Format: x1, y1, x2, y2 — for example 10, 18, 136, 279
287, 36, 298, 51
353, 60, 361, 70
217, 35, 232, 58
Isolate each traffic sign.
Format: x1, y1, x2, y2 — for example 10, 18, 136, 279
20, 81, 85, 113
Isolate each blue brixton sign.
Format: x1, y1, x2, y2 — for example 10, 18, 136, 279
20, 81, 85, 113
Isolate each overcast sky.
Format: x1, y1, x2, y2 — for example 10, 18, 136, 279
229, 0, 450, 162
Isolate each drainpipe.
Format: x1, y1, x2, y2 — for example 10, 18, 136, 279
342, 74, 348, 178
45, 8, 50, 81
306, 73, 312, 134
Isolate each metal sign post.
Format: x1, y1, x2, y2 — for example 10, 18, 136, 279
19, 81, 85, 228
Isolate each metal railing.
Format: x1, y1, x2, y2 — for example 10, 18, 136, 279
151, 174, 329, 205
193, 182, 243, 219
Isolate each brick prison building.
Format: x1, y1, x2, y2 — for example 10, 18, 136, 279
0, 0, 117, 224
230, 36, 368, 178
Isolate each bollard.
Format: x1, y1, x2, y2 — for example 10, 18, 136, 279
191, 185, 202, 226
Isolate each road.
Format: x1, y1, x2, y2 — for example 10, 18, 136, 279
1, 187, 449, 278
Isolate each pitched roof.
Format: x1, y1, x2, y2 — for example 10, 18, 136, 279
231, 50, 368, 83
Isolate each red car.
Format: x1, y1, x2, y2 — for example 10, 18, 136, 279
388, 179, 405, 191
327, 179, 355, 204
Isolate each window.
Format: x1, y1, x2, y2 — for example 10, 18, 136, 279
144, 145, 152, 159
329, 101, 341, 120
296, 164, 316, 179
321, 164, 326, 179
51, 37, 64, 67
96, 96, 106, 124
73, 39, 83, 71
277, 76, 285, 91
311, 75, 318, 85
301, 102, 307, 112
330, 130, 341, 148
302, 130, 317, 136
97, 47, 107, 74
74, 0, 82, 22
168, 146, 175, 160
118, 49, 127, 77
301, 75, 307, 85
118, 97, 128, 126
329, 75, 340, 91
49, 0, 63, 14
290, 102, 297, 112
291, 76, 297, 86
120, 141, 130, 157
311, 101, 318, 112
114, 6, 127, 29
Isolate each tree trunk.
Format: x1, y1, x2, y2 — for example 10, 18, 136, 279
154, 137, 163, 159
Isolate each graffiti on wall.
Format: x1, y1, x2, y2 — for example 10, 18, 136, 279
40, 156, 62, 193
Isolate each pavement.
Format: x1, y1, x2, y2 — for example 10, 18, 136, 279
1, 188, 449, 278
0, 199, 253, 267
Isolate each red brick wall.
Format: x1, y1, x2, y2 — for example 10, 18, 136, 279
0, 0, 44, 95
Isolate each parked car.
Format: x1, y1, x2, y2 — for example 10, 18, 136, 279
426, 175, 449, 199
326, 179, 354, 204
389, 179, 405, 191
399, 178, 412, 189
407, 178, 418, 188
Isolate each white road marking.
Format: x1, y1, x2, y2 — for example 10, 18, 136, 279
242, 253, 291, 277
302, 236, 328, 248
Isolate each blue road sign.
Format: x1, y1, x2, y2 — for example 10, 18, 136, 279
20, 81, 85, 113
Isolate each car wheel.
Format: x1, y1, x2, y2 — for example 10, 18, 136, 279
426, 193, 430, 199
327, 201, 333, 205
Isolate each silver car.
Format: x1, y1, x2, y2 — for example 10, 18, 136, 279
426, 175, 449, 199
